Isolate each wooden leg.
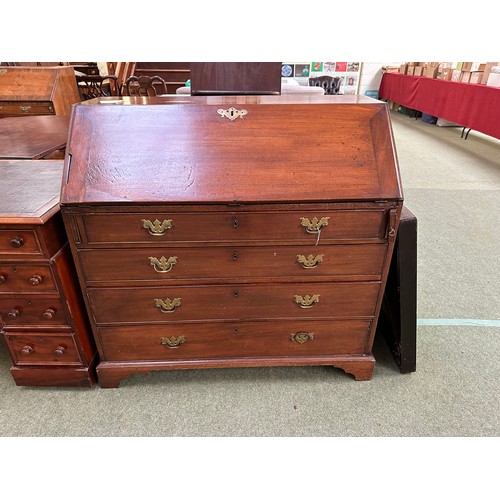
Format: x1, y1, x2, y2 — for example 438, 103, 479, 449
334, 356, 375, 381
97, 363, 151, 388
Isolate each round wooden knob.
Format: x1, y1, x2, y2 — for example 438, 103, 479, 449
43, 308, 56, 319
10, 236, 24, 248
7, 308, 21, 319
0, 273, 6, 284
29, 275, 43, 286
54, 345, 67, 356
21, 345, 34, 355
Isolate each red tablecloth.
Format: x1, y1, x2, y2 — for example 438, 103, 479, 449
379, 73, 500, 139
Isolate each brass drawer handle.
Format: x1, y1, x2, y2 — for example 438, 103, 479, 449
160, 336, 185, 348
0, 273, 7, 284
149, 256, 178, 273
142, 218, 173, 236
154, 298, 181, 313
294, 294, 320, 308
300, 217, 329, 234
19, 105, 32, 112
290, 332, 314, 344
297, 254, 324, 269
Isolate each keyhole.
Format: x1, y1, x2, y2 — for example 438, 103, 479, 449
232, 251, 239, 260
233, 218, 239, 228
233, 290, 239, 297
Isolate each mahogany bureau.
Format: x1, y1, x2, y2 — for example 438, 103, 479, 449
60, 95, 403, 388
0, 66, 81, 118
0, 160, 97, 386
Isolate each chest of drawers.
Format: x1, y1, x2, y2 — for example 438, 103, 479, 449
0, 160, 97, 386
61, 95, 403, 388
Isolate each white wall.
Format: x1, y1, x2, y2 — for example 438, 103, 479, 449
358, 62, 402, 96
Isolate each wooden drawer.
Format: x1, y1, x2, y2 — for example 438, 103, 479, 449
87, 282, 380, 324
0, 263, 57, 293
0, 101, 55, 117
80, 209, 387, 245
4, 332, 82, 366
98, 320, 372, 361
0, 230, 42, 255
0, 296, 67, 327
79, 244, 387, 283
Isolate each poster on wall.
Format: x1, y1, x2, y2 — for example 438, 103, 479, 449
282, 61, 362, 95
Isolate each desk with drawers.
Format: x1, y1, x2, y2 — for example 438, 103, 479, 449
61, 95, 403, 388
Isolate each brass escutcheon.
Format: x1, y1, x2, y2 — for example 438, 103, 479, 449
290, 332, 314, 344
217, 107, 248, 121
300, 217, 330, 234
154, 297, 181, 313
294, 294, 320, 308
160, 336, 185, 348
149, 256, 178, 273
142, 218, 173, 236
297, 254, 324, 269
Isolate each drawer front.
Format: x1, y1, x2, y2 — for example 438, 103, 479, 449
79, 244, 387, 283
0, 101, 55, 117
88, 282, 380, 324
81, 209, 387, 244
5, 332, 82, 365
0, 230, 41, 255
0, 264, 57, 293
0, 296, 67, 327
98, 320, 372, 361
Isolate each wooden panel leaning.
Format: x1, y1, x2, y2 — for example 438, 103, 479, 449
0, 160, 97, 387
0, 66, 81, 117
60, 95, 403, 388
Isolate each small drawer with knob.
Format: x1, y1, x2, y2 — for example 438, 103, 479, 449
0, 230, 42, 255
4, 332, 82, 366
0, 296, 66, 326
0, 264, 57, 293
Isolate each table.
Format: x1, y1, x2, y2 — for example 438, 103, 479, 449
379, 73, 500, 139
0, 115, 69, 159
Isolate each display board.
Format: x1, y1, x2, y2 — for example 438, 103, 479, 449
281, 62, 362, 95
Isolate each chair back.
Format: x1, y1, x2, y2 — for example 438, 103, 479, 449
124, 75, 168, 97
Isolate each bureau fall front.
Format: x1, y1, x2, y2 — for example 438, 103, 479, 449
60, 95, 403, 387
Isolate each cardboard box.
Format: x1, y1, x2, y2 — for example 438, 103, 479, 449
461, 62, 473, 72
469, 72, 484, 84
424, 66, 438, 78
399, 64, 408, 74
413, 66, 424, 76
451, 69, 463, 82
406, 66, 415, 76
461, 71, 471, 83
471, 63, 485, 72
441, 67, 454, 80
481, 62, 499, 84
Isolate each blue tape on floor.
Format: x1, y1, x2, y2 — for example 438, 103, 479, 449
418, 319, 500, 327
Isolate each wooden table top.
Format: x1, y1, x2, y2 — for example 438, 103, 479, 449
0, 160, 64, 223
0, 115, 70, 159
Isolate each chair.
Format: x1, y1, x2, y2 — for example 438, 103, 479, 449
124, 75, 168, 97
75, 74, 119, 100
309, 75, 343, 95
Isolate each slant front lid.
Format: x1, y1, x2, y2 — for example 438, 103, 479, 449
61, 97, 403, 205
